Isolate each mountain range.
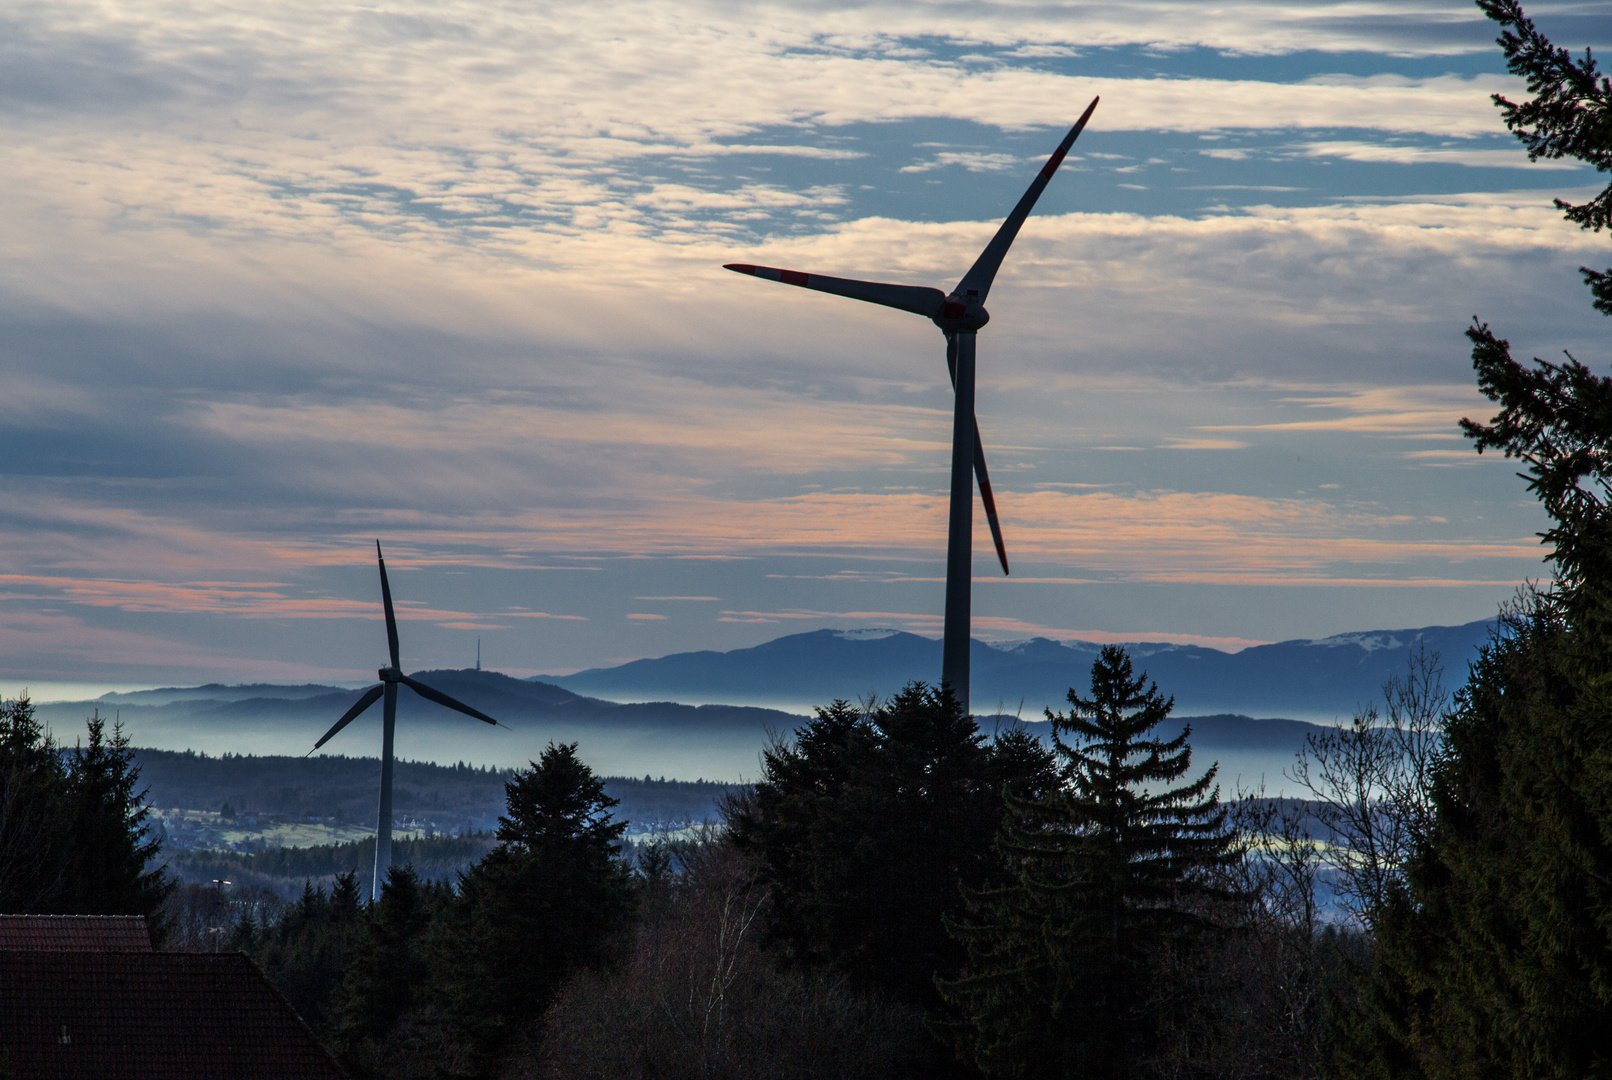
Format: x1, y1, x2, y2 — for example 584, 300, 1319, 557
542, 620, 1494, 721
27, 618, 1493, 787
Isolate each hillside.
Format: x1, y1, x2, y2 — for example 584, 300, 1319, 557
37, 671, 807, 779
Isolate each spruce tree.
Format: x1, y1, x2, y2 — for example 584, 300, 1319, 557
331, 865, 442, 1077
250, 872, 366, 1040
1333, 8, 1612, 1074
942, 646, 1234, 1080
1477, 0, 1612, 313
0, 695, 66, 912
436, 741, 633, 1074
1, 700, 169, 921
62, 715, 171, 923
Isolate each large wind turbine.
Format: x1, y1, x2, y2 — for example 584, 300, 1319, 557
724, 97, 1099, 711
309, 542, 501, 900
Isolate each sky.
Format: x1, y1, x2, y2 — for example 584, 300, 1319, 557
1, 0, 1608, 696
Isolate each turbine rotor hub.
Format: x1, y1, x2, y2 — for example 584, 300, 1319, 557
933, 291, 989, 333
379, 666, 402, 683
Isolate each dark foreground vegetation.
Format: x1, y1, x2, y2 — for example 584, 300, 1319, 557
2, 3, 1609, 1077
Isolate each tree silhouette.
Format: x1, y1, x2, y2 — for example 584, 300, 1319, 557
0, 699, 169, 925
942, 647, 1234, 1080
1478, 0, 1612, 312
1333, 6, 1612, 1075
63, 715, 171, 922
437, 742, 633, 1073
730, 683, 1056, 1009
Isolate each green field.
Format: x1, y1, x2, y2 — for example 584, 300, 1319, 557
156, 808, 436, 853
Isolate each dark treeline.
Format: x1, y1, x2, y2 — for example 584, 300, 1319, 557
167, 833, 500, 899
134, 747, 737, 833
136, 749, 513, 827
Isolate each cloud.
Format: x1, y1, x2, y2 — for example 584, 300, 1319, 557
901, 152, 1024, 174
0, 573, 483, 621
1201, 385, 1490, 436
0, 609, 370, 682
1300, 140, 1581, 169
1159, 437, 1251, 450
0, 0, 1559, 277
634, 595, 722, 601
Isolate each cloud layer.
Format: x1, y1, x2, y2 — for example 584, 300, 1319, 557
0, 0, 1605, 689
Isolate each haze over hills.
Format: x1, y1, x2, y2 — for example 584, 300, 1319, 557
37, 671, 802, 781
18, 617, 1494, 790
542, 620, 1493, 722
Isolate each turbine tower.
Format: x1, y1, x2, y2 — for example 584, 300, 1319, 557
724, 97, 1099, 711
309, 542, 501, 899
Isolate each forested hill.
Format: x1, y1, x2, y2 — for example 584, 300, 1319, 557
34, 671, 807, 778
133, 749, 737, 831
86, 668, 794, 731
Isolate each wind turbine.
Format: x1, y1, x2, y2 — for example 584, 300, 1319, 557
724, 97, 1099, 712
309, 542, 501, 900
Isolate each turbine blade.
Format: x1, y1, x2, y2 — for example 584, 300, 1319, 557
946, 332, 1008, 573
399, 673, 499, 727
974, 421, 1010, 575
724, 264, 945, 320
954, 96, 1099, 303
311, 684, 385, 752
376, 540, 400, 669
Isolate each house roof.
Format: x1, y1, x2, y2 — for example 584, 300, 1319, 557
0, 915, 152, 952
0, 951, 346, 1080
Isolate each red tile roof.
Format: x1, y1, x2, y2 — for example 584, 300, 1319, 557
0, 915, 152, 951
0, 951, 346, 1080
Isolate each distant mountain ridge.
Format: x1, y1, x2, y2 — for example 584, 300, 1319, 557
52, 669, 798, 734
33, 669, 1338, 788
24, 619, 1493, 783
33, 670, 810, 780
540, 620, 1494, 720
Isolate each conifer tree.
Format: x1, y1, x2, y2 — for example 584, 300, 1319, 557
729, 683, 1056, 1008
62, 715, 170, 922
1333, 7, 1612, 1074
0, 695, 66, 912
1477, 0, 1612, 313
942, 646, 1234, 1080
1, 699, 169, 921
331, 865, 442, 1077
249, 872, 366, 1039
437, 741, 633, 1074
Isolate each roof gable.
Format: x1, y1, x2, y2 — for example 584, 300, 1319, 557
0, 952, 345, 1079
0, 915, 152, 952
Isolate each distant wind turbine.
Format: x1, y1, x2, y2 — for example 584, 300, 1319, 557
724, 97, 1100, 711
308, 542, 501, 900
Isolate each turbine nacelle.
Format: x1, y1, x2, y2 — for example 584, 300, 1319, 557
379, 666, 402, 683
934, 294, 989, 334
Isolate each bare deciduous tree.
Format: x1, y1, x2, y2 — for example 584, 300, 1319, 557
523, 833, 935, 1080
1288, 643, 1449, 927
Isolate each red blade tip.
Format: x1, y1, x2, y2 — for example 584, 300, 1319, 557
724, 263, 757, 274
